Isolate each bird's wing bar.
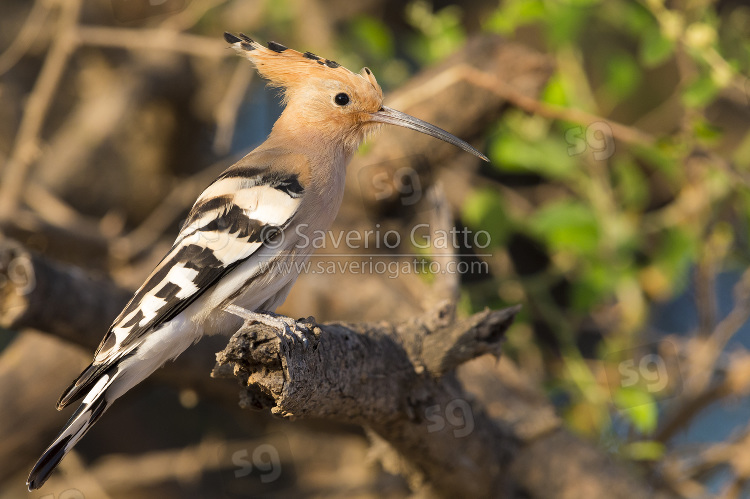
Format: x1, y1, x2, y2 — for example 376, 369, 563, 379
106, 170, 304, 353
57, 168, 304, 409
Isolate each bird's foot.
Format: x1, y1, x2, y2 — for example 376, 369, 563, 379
223, 305, 311, 347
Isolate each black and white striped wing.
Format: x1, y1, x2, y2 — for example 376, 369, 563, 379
57, 168, 303, 408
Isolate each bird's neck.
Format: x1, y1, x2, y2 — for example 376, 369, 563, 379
267, 105, 359, 160
261, 108, 350, 204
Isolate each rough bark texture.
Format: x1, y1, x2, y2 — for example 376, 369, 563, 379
213, 306, 674, 499
213, 305, 519, 498
0, 239, 131, 347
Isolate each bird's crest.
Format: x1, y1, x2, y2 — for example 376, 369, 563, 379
224, 32, 382, 101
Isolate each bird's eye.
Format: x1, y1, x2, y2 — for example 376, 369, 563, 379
334, 93, 350, 106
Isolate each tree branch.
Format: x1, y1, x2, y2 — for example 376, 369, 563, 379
212, 304, 519, 498
213, 305, 675, 499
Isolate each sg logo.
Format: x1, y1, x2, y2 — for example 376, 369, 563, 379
232, 444, 282, 482
425, 399, 475, 438
605, 341, 682, 407
357, 156, 432, 219
618, 353, 669, 393
565, 121, 615, 160
219, 434, 294, 497
371, 166, 423, 207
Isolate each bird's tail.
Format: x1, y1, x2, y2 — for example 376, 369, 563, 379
27, 368, 117, 490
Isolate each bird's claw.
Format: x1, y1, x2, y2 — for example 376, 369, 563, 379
272, 313, 311, 347
223, 305, 310, 347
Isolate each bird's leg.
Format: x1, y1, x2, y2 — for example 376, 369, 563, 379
223, 304, 310, 346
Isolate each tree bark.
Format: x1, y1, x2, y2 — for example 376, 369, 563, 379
213, 304, 519, 498
213, 305, 675, 499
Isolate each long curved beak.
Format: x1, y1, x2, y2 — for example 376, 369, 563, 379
370, 106, 489, 162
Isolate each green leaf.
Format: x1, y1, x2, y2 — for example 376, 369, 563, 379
652, 228, 697, 294
483, 0, 544, 35
489, 133, 577, 180
613, 158, 648, 209
542, 73, 569, 107
603, 51, 642, 101
621, 440, 666, 460
528, 200, 600, 254
618, 1, 657, 37
682, 74, 720, 108
349, 16, 394, 58
639, 25, 675, 67
572, 259, 618, 310
631, 143, 681, 181
405, 1, 465, 64
613, 387, 659, 433
572, 253, 637, 311
462, 189, 510, 247
544, 3, 593, 47
692, 117, 723, 144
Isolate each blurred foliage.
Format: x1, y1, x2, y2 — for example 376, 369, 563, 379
343, 0, 467, 89
404, 0, 466, 65
456, 0, 750, 466
346, 0, 740, 453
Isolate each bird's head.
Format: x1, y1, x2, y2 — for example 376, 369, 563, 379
225, 33, 487, 161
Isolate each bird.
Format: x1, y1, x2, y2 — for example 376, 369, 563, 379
27, 32, 488, 490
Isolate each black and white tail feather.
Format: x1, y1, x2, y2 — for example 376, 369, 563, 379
27, 367, 118, 490
27, 159, 305, 490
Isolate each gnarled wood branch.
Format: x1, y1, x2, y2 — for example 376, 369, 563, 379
213, 304, 519, 498
213, 305, 675, 499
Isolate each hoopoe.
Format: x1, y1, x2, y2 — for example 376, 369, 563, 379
27, 32, 488, 490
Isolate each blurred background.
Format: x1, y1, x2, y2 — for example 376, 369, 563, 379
1, 0, 749, 497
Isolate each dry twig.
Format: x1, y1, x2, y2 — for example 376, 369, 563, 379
0, 0, 82, 219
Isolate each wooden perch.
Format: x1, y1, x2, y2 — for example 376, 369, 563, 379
213, 304, 519, 498
213, 306, 676, 499
0, 238, 131, 348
